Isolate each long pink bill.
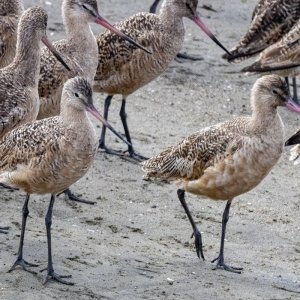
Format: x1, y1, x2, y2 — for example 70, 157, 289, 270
86, 105, 131, 147
286, 97, 300, 114
41, 36, 71, 71
192, 15, 232, 57
95, 16, 152, 54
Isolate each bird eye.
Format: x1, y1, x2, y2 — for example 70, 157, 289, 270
272, 90, 278, 95
82, 4, 88, 10
75, 93, 79, 97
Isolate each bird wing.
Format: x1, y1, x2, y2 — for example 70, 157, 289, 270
242, 21, 300, 73
142, 123, 245, 181
0, 117, 66, 172
0, 14, 18, 39
95, 12, 161, 82
0, 74, 34, 136
38, 40, 74, 99
224, 0, 300, 61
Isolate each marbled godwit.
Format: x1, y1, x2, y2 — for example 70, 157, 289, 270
0, 6, 70, 232
149, 0, 202, 61
223, 0, 300, 62
142, 75, 300, 272
4, 76, 127, 285
242, 20, 300, 101
0, 6, 69, 138
38, 0, 150, 120
95, 0, 231, 161
37, 0, 147, 204
0, 0, 24, 68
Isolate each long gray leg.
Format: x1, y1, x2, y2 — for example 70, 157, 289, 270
43, 194, 74, 285
177, 189, 205, 260
9, 194, 38, 274
119, 98, 148, 161
211, 199, 243, 273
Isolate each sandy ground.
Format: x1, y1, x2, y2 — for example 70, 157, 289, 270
0, 0, 300, 299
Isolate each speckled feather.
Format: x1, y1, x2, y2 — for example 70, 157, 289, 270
142, 120, 248, 181
0, 0, 24, 68
0, 7, 49, 137
242, 20, 300, 77
142, 75, 288, 200
0, 77, 98, 195
223, 0, 300, 62
37, 0, 99, 119
94, 0, 189, 96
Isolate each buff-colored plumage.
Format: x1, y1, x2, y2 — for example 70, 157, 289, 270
0, 0, 24, 69
223, 0, 300, 62
0, 7, 50, 138
0, 77, 98, 195
242, 20, 300, 77
37, 0, 100, 120
142, 75, 291, 200
94, 0, 198, 96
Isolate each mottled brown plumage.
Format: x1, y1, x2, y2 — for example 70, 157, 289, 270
37, 0, 100, 119
95, 0, 230, 160
4, 77, 101, 285
142, 75, 300, 272
37, 0, 147, 120
0, 77, 98, 194
0, 7, 54, 138
223, 0, 300, 62
0, 0, 24, 69
242, 20, 300, 77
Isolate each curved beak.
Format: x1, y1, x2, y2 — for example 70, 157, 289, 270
95, 15, 152, 54
41, 36, 70, 71
192, 14, 232, 57
86, 104, 131, 147
286, 97, 300, 114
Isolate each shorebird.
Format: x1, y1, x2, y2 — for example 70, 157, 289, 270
0, 6, 70, 233
223, 0, 300, 63
4, 76, 128, 285
142, 75, 300, 272
149, 0, 202, 61
37, 0, 149, 120
37, 0, 148, 204
0, 0, 24, 68
94, 0, 231, 161
241, 20, 300, 101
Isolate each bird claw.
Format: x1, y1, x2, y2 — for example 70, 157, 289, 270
211, 255, 243, 274
127, 150, 148, 162
58, 189, 96, 205
191, 228, 205, 261
43, 270, 74, 286
8, 258, 39, 274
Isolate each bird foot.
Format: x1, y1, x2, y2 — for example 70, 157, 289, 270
43, 269, 74, 286
126, 150, 148, 162
191, 228, 205, 260
8, 257, 39, 274
0, 226, 9, 234
211, 255, 243, 274
58, 189, 96, 205
99, 144, 148, 162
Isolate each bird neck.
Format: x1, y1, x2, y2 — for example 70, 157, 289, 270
10, 31, 41, 87
63, 12, 94, 44
251, 103, 280, 133
159, 1, 185, 32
